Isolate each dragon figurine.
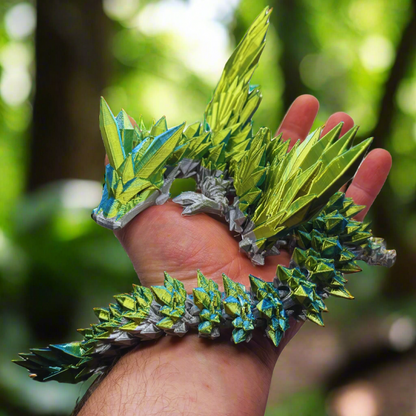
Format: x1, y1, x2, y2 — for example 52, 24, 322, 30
14, 7, 395, 384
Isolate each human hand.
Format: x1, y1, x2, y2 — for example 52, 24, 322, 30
80, 96, 391, 416
113, 94, 391, 353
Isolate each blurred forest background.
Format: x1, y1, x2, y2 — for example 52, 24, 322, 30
0, 0, 415, 415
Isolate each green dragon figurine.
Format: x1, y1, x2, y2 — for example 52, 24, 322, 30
14, 7, 395, 384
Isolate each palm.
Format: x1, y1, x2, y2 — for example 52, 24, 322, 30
116, 200, 291, 291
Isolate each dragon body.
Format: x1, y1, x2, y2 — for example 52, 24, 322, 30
15, 7, 395, 384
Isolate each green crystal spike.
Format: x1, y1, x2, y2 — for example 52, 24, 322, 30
152, 272, 187, 331
222, 274, 255, 344
193, 270, 222, 337
249, 275, 289, 346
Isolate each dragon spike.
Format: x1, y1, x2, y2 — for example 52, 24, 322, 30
204, 6, 272, 134
116, 109, 136, 155
100, 97, 125, 170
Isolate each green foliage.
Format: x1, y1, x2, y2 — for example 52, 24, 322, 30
265, 389, 327, 416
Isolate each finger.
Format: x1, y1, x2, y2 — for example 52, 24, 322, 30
276, 95, 319, 147
321, 111, 354, 137
346, 148, 392, 221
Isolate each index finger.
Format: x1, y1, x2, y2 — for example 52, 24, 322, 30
276, 95, 319, 147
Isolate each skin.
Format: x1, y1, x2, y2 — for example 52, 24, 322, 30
80, 95, 392, 416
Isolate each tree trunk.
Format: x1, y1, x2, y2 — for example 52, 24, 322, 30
369, 1, 416, 296
270, 0, 314, 110
28, 0, 111, 190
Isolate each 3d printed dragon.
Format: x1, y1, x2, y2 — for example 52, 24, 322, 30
15, 7, 396, 384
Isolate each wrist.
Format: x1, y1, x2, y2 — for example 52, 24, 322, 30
80, 331, 278, 416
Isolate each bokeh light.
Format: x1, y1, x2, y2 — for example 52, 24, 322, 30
328, 381, 381, 416
388, 316, 416, 351
4, 2, 36, 40
359, 35, 395, 72
131, 0, 238, 82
